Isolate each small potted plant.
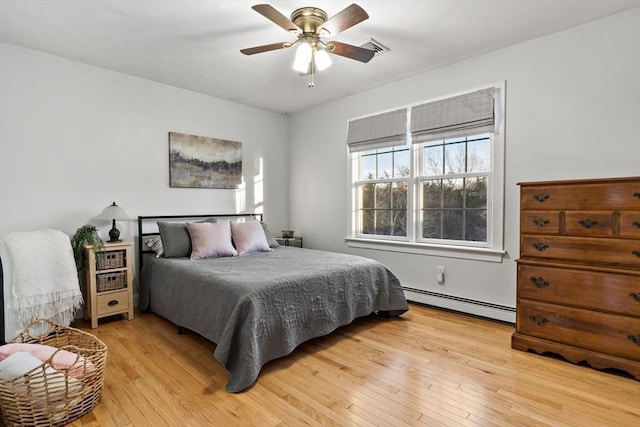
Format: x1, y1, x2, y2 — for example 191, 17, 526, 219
71, 224, 104, 271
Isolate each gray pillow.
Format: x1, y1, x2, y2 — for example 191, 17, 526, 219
157, 218, 217, 258
260, 222, 280, 248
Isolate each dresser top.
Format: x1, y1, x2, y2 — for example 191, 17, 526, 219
518, 176, 640, 187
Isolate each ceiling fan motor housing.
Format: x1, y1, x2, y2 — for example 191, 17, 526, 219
291, 7, 328, 34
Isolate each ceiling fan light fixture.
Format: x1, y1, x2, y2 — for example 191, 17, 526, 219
292, 42, 312, 72
315, 48, 332, 71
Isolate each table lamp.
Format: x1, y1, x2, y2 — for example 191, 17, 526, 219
95, 202, 130, 242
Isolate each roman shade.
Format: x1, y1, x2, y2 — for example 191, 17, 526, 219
411, 88, 496, 144
347, 108, 407, 153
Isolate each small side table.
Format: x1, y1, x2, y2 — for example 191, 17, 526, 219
275, 236, 303, 248
84, 241, 134, 328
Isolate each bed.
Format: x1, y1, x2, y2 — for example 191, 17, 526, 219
137, 214, 408, 392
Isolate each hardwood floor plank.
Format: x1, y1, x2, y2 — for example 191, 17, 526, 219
60, 303, 639, 427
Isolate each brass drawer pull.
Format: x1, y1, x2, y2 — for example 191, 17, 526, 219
633, 250, 640, 257
532, 218, 550, 227
630, 292, 640, 303
108, 300, 119, 307
533, 193, 550, 203
629, 335, 640, 346
633, 221, 640, 229
578, 218, 598, 228
529, 315, 548, 326
532, 242, 549, 251
634, 192, 640, 199
530, 277, 549, 288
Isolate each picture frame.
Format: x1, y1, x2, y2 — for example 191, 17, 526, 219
169, 132, 242, 189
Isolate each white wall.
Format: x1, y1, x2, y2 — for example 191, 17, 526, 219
0, 42, 289, 286
288, 9, 640, 321
0, 43, 289, 233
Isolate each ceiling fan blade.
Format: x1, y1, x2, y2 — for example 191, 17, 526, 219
326, 41, 375, 63
316, 3, 369, 36
252, 4, 301, 34
240, 42, 290, 55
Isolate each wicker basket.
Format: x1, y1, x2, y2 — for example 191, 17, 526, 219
96, 271, 127, 292
96, 250, 125, 270
0, 319, 108, 426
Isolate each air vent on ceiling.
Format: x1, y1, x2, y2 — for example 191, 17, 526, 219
359, 38, 390, 57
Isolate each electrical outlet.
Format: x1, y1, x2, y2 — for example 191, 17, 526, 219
436, 265, 445, 284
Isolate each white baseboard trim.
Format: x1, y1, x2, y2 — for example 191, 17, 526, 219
403, 287, 516, 324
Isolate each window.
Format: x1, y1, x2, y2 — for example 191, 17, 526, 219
347, 84, 505, 260
358, 146, 409, 237
419, 134, 490, 243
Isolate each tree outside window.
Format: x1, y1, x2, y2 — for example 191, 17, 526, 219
358, 146, 409, 237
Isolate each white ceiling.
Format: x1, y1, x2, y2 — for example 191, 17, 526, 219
1, 0, 638, 113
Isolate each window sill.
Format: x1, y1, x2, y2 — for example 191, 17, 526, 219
345, 237, 505, 262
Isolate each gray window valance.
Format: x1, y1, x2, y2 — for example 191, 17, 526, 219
410, 88, 495, 144
347, 108, 408, 153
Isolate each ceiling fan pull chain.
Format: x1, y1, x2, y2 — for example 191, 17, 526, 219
308, 72, 314, 88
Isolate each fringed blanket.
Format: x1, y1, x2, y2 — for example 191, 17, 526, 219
0, 229, 83, 328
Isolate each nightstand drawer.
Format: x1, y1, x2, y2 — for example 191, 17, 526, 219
96, 290, 130, 316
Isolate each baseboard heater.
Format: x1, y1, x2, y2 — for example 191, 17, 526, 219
402, 286, 516, 324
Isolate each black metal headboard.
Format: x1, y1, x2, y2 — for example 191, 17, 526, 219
137, 213, 263, 278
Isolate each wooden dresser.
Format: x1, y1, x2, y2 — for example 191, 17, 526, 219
512, 176, 640, 379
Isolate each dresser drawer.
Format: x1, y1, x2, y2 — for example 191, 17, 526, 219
520, 211, 561, 234
620, 211, 640, 238
564, 211, 613, 237
96, 290, 130, 316
521, 235, 640, 267
517, 263, 640, 316
521, 181, 640, 210
516, 299, 640, 361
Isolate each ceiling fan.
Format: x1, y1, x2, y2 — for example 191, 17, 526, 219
240, 3, 375, 80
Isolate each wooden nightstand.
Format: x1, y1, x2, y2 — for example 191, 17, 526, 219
275, 236, 303, 248
84, 241, 134, 328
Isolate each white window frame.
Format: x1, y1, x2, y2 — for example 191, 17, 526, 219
354, 145, 411, 242
346, 82, 506, 262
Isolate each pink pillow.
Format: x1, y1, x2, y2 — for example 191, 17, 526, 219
187, 221, 237, 260
231, 220, 272, 255
0, 343, 93, 378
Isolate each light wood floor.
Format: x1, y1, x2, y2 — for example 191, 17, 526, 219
68, 303, 639, 426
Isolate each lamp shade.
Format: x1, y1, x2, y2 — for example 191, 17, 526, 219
94, 202, 130, 242
95, 202, 130, 221
292, 42, 312, 73
314, 49, 332, 71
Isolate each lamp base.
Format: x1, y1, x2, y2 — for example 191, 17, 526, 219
108, 220, 121, 242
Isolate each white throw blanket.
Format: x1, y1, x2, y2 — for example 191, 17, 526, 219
0, 229, 83, 329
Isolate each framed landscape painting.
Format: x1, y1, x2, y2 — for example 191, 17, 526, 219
169, 132, 242, 189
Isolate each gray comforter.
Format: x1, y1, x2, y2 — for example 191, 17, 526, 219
140, 246, 408, 392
